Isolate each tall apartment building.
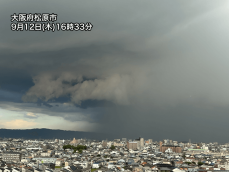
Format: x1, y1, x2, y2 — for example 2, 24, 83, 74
159, 141, 163, 152
159, 142, 182, 153
3, 152, 22, 162
127, 142, 138, 150
134, 137, 144, 149
140, 138, 144, 149
148, 139, 153, 144
102, 141, 107, 148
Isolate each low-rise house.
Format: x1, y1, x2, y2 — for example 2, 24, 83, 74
56, 159, 64, 167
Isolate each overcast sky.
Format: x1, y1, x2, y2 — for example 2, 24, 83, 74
1, 0, 229, 142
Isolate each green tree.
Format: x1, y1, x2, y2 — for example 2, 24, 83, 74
110, 145, 115, 150
198, 162, 204, 166
63, 144, 87, 153
78, 149, 83, 154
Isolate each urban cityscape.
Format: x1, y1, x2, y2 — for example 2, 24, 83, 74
0, 137, 228, 172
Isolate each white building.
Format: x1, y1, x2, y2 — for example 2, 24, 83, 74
92, 163, 99, 169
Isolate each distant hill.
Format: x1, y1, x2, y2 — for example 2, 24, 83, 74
0, 128, 103, 140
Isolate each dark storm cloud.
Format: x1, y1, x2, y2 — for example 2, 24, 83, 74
0, 0, 229, 142
0, 90, 22, 102
42, 102, 53, 108
77, 100, 114, 109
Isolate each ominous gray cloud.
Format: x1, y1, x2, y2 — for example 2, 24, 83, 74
1, 0, 229, 142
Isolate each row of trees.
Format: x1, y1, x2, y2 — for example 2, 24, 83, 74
63, 144, 87, 154
63, 144, 116, 154
185, 161, 204, 166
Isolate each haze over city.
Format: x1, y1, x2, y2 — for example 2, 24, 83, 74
0, 0, 229, 142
